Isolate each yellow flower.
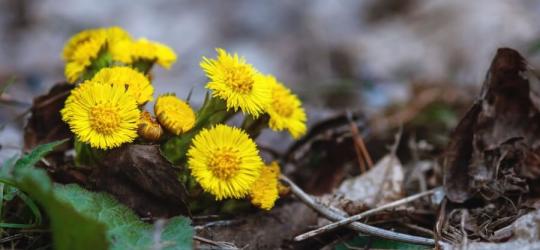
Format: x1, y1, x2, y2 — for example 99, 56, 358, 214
63, 33, 107, 83
105, 26, 132, 44
200, 48, 271, 117
62, 26, 132, 83
265, 75, 307, 139
61, 80, 140, 149
129, 38, 177, 69
106, 27, 133, 63
187, 125, 263, 200
138, 111, 163, 142
109, 39, 133, 64
154, 94, 196, 135
92, 66, 153, 105
62, 29, 100, 61
62, 26, 131, 62
64, 61, 87, 84
250, 161, 280, 210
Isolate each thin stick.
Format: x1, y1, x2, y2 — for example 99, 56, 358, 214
295, 187, 440, 241
280, 175, 436, 246
347, 111, 373, 172
357, 134, 373, 169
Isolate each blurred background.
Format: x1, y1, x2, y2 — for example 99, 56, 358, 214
1, 0, 540, 161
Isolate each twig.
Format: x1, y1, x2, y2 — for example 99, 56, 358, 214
294, 187, 441, 241
346, 110, 373, 172
347, 111, 373, 169
193, 235, 239, 250
280, 175, 436, 246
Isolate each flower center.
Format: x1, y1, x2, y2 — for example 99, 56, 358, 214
225, 65, 254, 94
209, 147, 241, 180
90, 106, 121, 135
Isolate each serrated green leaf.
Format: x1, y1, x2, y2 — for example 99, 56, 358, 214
54, 184, 193, 250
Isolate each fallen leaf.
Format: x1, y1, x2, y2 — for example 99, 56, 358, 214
24, 83, 73, 151
321, 154, 404, 215
441, 48, 540, 243
444, 48, 540, 202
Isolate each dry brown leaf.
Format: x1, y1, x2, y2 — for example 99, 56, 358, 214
24, 83, 73, 151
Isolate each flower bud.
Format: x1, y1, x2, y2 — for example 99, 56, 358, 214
138, 111, 163, 142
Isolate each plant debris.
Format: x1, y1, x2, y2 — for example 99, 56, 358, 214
442, 48, 540, 243
23, 83, 73, 151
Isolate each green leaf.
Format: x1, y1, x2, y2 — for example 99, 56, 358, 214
0, 141, 106, 249
13, 139, 67, 173
54, 184, 193, 250
14, 164, 109, 250
1, 155, 19, 201
7, 140, 193, 250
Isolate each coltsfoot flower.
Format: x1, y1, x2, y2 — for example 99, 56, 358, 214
64, 33, 107, 83
61, 80, 140, 149
128, 38, 177, 69
62, 26, 132, 83
154, 94, 196, 135
200, 48, 271, 117
265, 75, 307, 139
138, 111, 163, 142
187, 124, 263, 200
92, 66, 154, 105
250, 161, 281, 210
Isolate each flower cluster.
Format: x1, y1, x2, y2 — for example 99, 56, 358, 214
59, 26, 307, 211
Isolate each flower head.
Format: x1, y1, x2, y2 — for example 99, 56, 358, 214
62, 29, 102, 62
92, 66, 153, 105
187, 125, 263, 200
129, 38, 177, 69
63, 32, 107, 83
61, 80, 140, 149
250, 161, 280, 210
106, 27, 133, 63
154, 94, 196, 135
62, 26, 130, 61
138, 111, 163, 142
62, 26, 132, 83
200, 48, 271, 117
265, 76, 307, 139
